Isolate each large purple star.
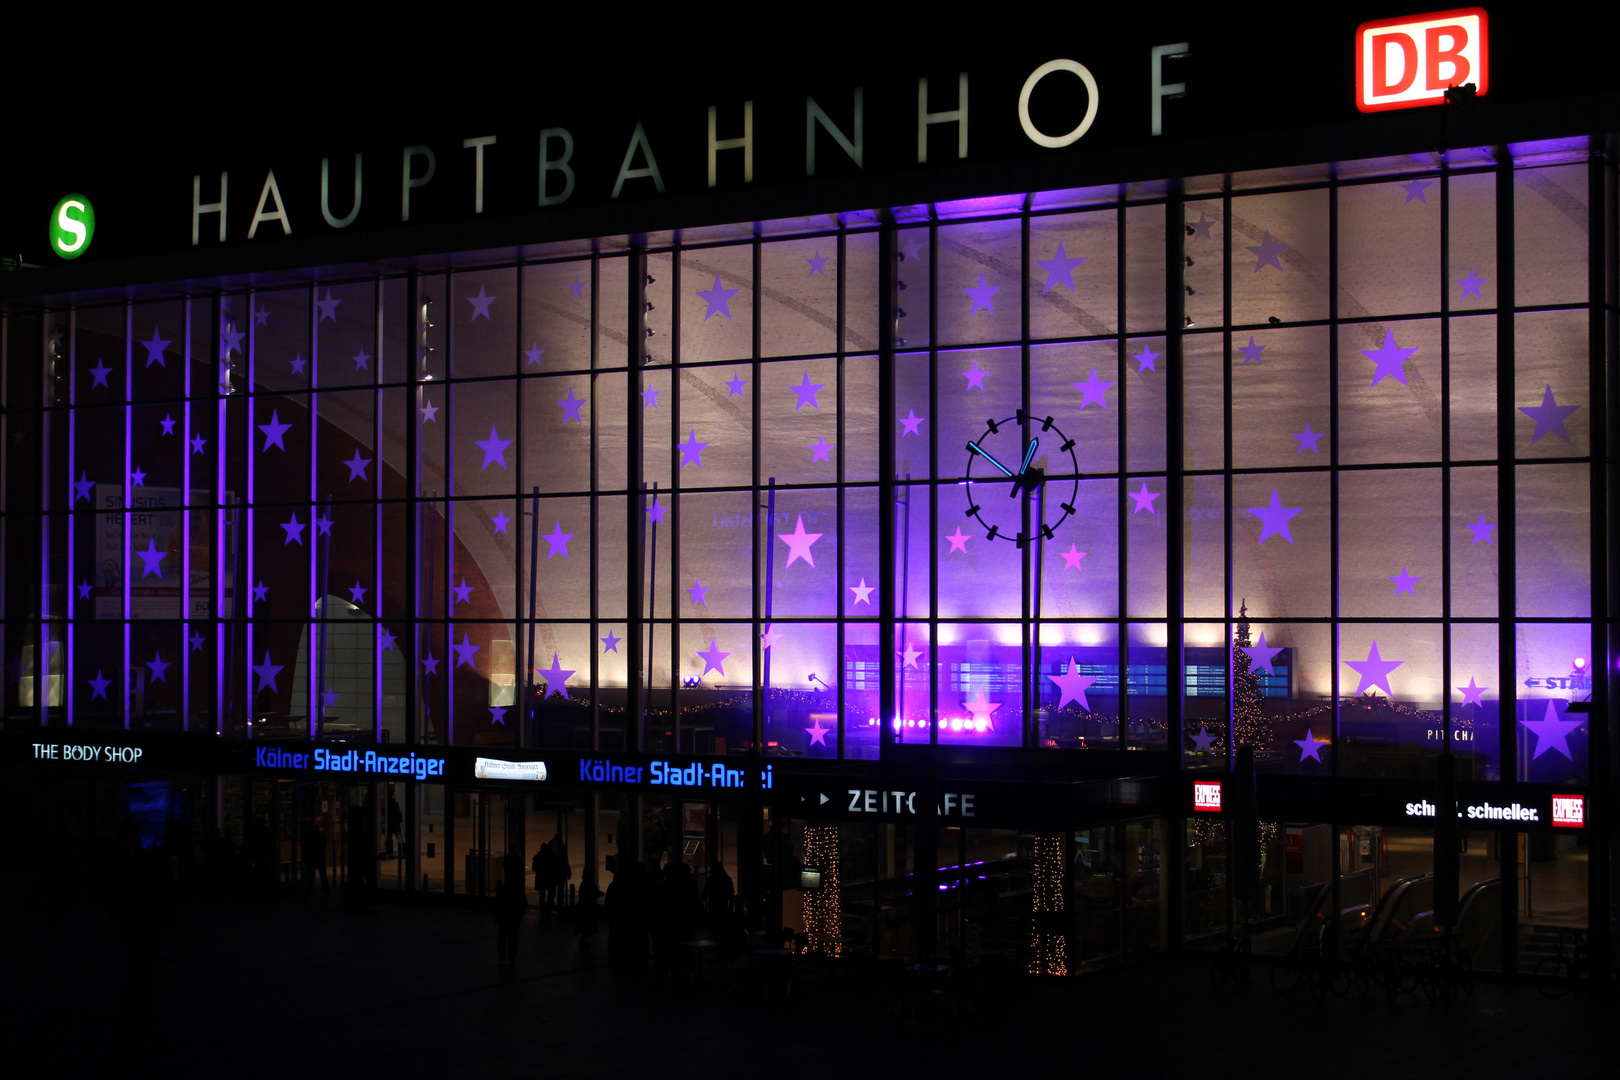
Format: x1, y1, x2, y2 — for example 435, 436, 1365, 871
790, 371, 825, 411
898, 409, 925, 436
1457, 677, 1488, 708
1035, 243, 1085, 293
452, 578, 474, 605
1361, 329, 1418, 387
1520, 699, 1583, 760
315, 289, 341, 323
1465, 513, 1496, 545
1398, 178, 1432, 204
1389, 566, 1421, 596
452, 631, 481, 670
806, 250, 828, 275
777, 514, 823, 568
488, 705, 506, 726
1518, 385, 1579, 444
1243, 632, 1283, 674
1247, 231, 1289, 272
1237, 336, 1266, 365
146, 651, 169, 684
141, 328, 171, 368
1189, 727, 1217, 752
687, 579, 710, 606
805, 718, 831, 747
600, 630, 621, 653
962, 360, 988, 390
1132, 344, 1160, 374
253, 651, 284, 695
135, 538, 168, 578
1048, 658, 1098, 711
189, 433, 206, 455
421, 651, 440, 676
695, 638, 732, 678
258, 410, 291, 451
344, 449, 371, 482
220, 324, 244, 357
677, 429, 709, 468
1292, 421, 1325, 454
697, 275, 739, 321
474, 425, 513, 469
88, 670, 110, 700
467, 285, 496, 320
1294, 729, 1329, 762
525, 343, 545, 367
542, 521, 574, 558
556, 388, 586, 424
640, 386, 661, 409
348, 580, 368, 604
1345, 640, 1403, 696
72, 472, 94, 504
963, 272, 1000, 315
491, 510, 511, 534
281, 513, 305, 545
88, 360, 112, 388
724, 372, 748, 398
1248, 488, 1301, 545
1073, 367, 1114, 409
809, 436, 833, 462
1128, 482, 1160, 515
537, 653, 574, 699
1456, 269, 1488, 298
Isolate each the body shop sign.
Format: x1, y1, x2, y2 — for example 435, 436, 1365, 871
1356, 8, 1488, 112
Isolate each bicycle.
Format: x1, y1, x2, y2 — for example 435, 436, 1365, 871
1533, 928, 1593, 999
1211, 926, 1254, 990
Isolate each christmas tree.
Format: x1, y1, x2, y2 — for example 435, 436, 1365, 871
1232, 600, 1271, 757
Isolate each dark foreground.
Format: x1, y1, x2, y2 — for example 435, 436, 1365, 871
1, 878, 1610, 1078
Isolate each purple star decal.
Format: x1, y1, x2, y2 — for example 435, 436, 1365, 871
88, 670, 110, 700
352, 348, 371, 371
467, 285, 496, 320
962, 360, 988, 390
537, 653, 574, 699
695, 638, 732, 678
135, 538, 168, 578
646, 497, 666, 525
1128, 482, 1160, 515
378, 628, 397, 652
348, 580, 368, 605
1246, 230, 1289, 273
88, 360, 112, 388
677, 429, 709, 468
421, 651, 440, 676
1456, 269, 1488, 298
806, 250, 827, 275
1132, 344, 1160, 374
640, 386, 662, 409
474, 425, 513, 469
790, 371, 825, 411
141, 328, 171, 368
1398, 178, 1432, 204
1058, 544, 1086, 570
146, 651, 169, 684
315, 289, 341, 323
1072, 367, 1114, 409
1457, 677, 1488, 708
452, 578, 474, 605
188, 630, 204, 652
253, 651, 284, 695
1036, 242, 1086, 293
452, 632, 481, 670
1345, 640, 1403, 696
777, 514, 823, 568
282, 513, 305, 545
1361, 329, 1418, 387
491, 510, 511, 534
420, 399, 439, 423
963, 272, 1000, 314
687, 579, 710, 606
697, 275, 739, 321
72, 472, 94, 503
809, 436, 833, 462
251, 580, 269, 603
806, 718, 831, 747
556, 388, 586, 424
290, 354, 307, 375
1292, 421, 1325, 454
314, 512, 333, 537
488, 705, 507, 726
1237, 335, 1266, 365
1518, 385, 1579, 444
258, 410, 291, 452
321, 687, 339, 712
1465, 513, 1496, 545
220, 324, 244, 357
77, 580, 91, 600
600, 630, 621, 653
568, 277, 585, 299
542, 521, 574, 558
1048, 658, 1098, 711
1248, 488, 1301, 544
1243, 632, 1284, 674
724, 372, 748, 398
1294, 729, 1329, 762
899, 238, 923, 262
344, 449, 371, 482
898, 409, 925, 436
1520, 699, 1583, 760
1190, 727, 1217, 751
525, 343, 545, 367
253, 304, 269, 327
1188, 211, 1214, 240
849, 578, 874, 605
130, 466, 147, 488
159, 414, 176, 435
1389, 566, 1421, 596
944, 527, 971, 553
189, 433, 207, 455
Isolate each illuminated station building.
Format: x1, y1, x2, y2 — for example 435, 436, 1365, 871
2, 8, 1612, 976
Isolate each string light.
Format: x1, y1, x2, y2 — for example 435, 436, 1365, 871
1029, 835, 1067, 976
802, 825, 842, 956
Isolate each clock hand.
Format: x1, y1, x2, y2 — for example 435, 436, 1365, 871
966, 441, 1015, 479
1019, 438, 1039, 476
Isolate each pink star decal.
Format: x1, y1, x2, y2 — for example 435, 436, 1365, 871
695, 638, 732, 678
1058, 544, 1086, 571
944, 527, 970, 553
1128, 482, 1160, 515
961, 692, 1000, 730
898, 409, 926, 436
806, 718, 831, 747
777, 515, 823, 567
1048, 658, 1097, 711
760, 627, 784, 650
849, 578, 874, 605
898, 644, 924, 670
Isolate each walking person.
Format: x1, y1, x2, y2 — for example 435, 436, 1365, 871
301, 817, 329, 896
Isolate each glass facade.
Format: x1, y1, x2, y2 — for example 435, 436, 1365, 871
4, 148, 1601, 790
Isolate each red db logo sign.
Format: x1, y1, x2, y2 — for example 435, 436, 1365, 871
1356, 8, 1488, 112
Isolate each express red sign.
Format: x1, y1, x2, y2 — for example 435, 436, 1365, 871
1356, 8, 1488, 112
1551, 794, 1585, 829
1193, 780, 1223, 813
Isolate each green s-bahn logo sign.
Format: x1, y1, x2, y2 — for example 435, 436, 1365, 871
49, 193, 95, 259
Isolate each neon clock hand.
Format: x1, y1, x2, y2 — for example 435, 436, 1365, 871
966, 441, 1015, 479
1019, 438, 1039, 477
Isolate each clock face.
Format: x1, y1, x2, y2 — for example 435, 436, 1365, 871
962, 411, 1081, 544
